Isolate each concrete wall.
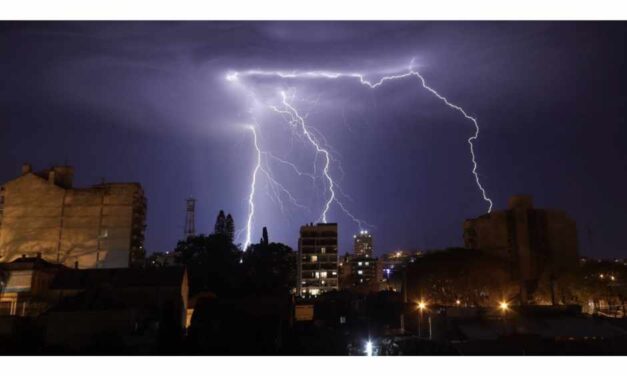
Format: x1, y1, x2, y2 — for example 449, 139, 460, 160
0, 173, 144, 269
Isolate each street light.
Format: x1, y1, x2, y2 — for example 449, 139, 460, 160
498, 301, 510, 336
417, 300, 428, 339
365, 340, 373, 356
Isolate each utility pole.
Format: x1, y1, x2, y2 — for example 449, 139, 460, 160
184, 198, 196, 239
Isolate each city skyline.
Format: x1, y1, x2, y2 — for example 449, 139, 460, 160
1, 22, 626, 257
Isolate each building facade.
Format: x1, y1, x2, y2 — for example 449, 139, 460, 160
0, 256, 65, 316
338, 231, 383, 292
297, 223, 339, 296
353, 230, 373, 257
347, 255, 383, 292
463, 195, 579, 303
0, 164, 146, 269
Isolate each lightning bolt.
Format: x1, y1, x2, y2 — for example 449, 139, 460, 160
230, 60, 493, 251
228, 61, 493, 213
273, 91, 336, 223
243, 125, 261, 250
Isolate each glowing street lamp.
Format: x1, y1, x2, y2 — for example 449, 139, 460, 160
416, 300, 428, 339
499, 301, 509, 313
455, 299, 461, 306
365, 340, 373, 356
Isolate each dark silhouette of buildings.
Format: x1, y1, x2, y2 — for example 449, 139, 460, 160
463, 195, 579, 303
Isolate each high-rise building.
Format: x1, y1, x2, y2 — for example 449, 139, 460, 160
353, 229, 373, 257
0, 163, 146, 269
338, 230, 381, 292
297, 223, 339, 296
463, 195, 579, 303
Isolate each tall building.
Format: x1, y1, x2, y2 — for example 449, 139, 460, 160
353, 229, 373, 257
0, 163, 146, 269
297, 223, 339, 296
338, 231, 384, 293
463, 195, 579, 303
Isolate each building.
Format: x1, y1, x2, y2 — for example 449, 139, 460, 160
44, 266, 189, 352
0, 255, 66, 316
297, 223, 339, 296
338, 231, 384, 293
463, 195, 579, 303
338, 253, 353, 290
348, 255, 383, 292
380, 250, 422, 276
0, 163, 146, 269
353, 230, 373, 257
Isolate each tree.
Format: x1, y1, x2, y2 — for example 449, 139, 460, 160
214, 210, 226, 235
174, 233, 242, 296
565, 259, 627, 316
225, 214, 235, 243
405, 248, 517, 307
242, 231, 295, 294
261, 226, 269, 246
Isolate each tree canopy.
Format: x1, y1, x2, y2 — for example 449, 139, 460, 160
174, 217, 296, 297
405, 248, 517, 306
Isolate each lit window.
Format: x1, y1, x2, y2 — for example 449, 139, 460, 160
357, 270, 363, 275
332, 271, 337, 276
315, 272, 320, 278
365, 262, 369, 266
321, 247, 326, 254
358, 262, 363, 266
320, 271, 328, 278
311, 255, 318, 262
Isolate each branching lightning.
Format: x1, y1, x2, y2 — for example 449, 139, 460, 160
273, 92, 336, 223
230, 59, 493, 250
244, 125, 261, 250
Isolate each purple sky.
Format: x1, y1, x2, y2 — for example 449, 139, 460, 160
1, 22, 626, 258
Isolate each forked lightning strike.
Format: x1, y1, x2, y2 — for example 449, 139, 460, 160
244, 126, 261, 250
231, 60, 493, 250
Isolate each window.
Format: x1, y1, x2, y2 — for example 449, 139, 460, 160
321, 247, 326, 254
357, 270, 363, 275
320, 271, 327, 278
358, 262, 363, 266
332, 271, 337, 276
365, 262, 369, 266
311, 255, 318, 262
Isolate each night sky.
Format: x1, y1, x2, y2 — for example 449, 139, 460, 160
1, 22, 626, 258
